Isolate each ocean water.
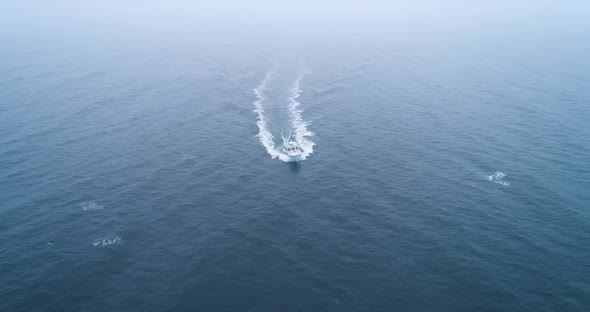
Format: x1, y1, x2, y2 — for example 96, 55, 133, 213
1, 35, 590, 312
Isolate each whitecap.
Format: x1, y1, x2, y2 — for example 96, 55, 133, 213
488, 171, 510, 186
81, 201, 104, 211
93, 235, 124, 247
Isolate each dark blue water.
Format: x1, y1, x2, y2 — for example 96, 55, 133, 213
1, 37, 590, 311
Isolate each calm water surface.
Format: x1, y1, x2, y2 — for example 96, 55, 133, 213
1, 37, 589, 311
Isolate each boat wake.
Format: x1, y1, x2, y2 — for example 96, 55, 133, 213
253, 68, 314, 162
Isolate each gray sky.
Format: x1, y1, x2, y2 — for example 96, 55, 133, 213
2, 1, 589, 45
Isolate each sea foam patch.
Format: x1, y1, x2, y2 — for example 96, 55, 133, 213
488, 171, 510, 186
81, 201, 104, 211
93, 235, 124, 247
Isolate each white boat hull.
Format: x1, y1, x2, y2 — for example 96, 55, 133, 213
288, 154, 301, 162
282, 138, 303, 162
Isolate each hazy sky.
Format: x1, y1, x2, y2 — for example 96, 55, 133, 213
2, 1, 589, 45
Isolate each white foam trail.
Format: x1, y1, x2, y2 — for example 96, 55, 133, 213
253, 69, 289, 161
253, 68, 314, 162
289, 69, 314, 160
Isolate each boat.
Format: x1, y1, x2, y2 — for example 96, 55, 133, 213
282, 140, 303, 162
281, 129, 303, 162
